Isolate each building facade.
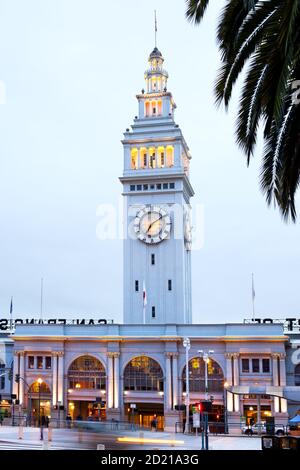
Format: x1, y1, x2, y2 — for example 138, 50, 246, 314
12, 322, 289, 431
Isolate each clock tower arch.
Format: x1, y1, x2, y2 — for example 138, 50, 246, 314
120, 47, 194, 324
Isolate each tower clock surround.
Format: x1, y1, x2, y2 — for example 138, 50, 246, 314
120, 46, 194, 325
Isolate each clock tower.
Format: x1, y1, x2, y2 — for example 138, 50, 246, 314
120, 47, 194, 324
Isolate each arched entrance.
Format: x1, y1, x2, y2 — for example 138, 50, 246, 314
67, 355, 106, 421
123, 356, 164, 430
182, 357, 225, 429
29, 380, 51, 425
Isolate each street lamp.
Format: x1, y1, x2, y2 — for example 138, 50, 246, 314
198, 350, 214, 400
224, 381, 229, 434
37, 378, 43, 428
183, 337, 191, 434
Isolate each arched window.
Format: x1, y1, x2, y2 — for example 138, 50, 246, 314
145, 101, 150, 117
68, 355, 106, 390
151, 101, 157, 116
131, 148, 138, 170
0, 360, 5, 390
124, 356, 163, 392
166, 146, 174, 167
140, 147, 147, 168
29, 381, 51, 394
157, 146, 165, 168
295, 364, 300, 386
182, 357, 224, 393
148, 147, 156, 169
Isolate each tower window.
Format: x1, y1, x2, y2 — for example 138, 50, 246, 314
152, 306, 156, 318
156, 184, 162, 190
130, 185, 135, 191
143, 184, 148, 191
150, 184, 155, 190
151, 254, 155, 265
169, 182, 175, 189
137, 184, 142, 191
135, 280, 139, 292
168, 280, 172, 291
163, 183, 168, 190
153, 107, 156, 114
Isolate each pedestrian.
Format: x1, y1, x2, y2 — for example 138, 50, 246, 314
0, 415, 3, 426
41, 415, 46, 427
66, 413, 72, 429
151, 415, 157, 432
45, 416, 49, 428
76, 414, 83, 421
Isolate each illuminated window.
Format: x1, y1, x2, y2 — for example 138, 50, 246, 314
157, 146, 165, 167
45, 357, 52, 370
242, 359, 250, 373
182, 358, 224, 393
68, 355, 106, 390
149, 148, 156, 168
28, 356, 34, 369
29, 381, 51, 394
140, 148, 147, 168
131, 148, 138, 170
166, 146, 174, 167
124, 356, 163, 391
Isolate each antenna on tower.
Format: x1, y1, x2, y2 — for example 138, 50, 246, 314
154, 10, 158, 47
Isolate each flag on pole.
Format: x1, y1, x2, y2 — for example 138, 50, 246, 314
9, 296, 13, 330
142, 281, 147, 324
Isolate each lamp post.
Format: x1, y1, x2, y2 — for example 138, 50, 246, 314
37, 377, 42, 426
224, 381, 229, 434
183, 337, 190, 434
198, 350, 214, 400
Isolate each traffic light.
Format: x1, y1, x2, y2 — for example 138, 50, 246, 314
15, 374, 20, 383
197, 402, 202, 412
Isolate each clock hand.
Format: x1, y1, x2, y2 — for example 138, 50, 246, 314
147, 214, 163, 233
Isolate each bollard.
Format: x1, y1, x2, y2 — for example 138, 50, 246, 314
18, 421, 24, 440
139, 431, 144, 445
97, 444, 105, 450
48, 426, 53, 442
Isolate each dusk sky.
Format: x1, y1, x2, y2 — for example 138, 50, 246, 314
0, 0, 299, 323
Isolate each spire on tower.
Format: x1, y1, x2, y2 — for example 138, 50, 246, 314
154, 10, 157, 48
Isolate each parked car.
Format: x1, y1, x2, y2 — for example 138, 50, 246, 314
242, 422, 287, 436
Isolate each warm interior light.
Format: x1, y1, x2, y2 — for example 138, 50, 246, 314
75, 383, 81, 389
37, 378, 43, 385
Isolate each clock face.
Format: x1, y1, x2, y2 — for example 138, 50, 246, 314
134, 206, 171, 244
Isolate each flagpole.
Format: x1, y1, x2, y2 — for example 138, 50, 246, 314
252, 273, 255, 321
40, 277, 44, 320
154, 10, 157, 48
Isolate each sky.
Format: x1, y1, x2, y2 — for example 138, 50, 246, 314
0, 0, 299, 324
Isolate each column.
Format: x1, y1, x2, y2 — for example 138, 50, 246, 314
164, 353, 172, 410
272, 354, 279, 386
225, 353, 233, 386
57, 352, 64, 405
233, 353, 240, 412
172, 353, 178, 409
12, 352, 19, 396
279, 353, 286, 386
19, 352, 25, 405
113, 353, 120, 409
52, 353, 58, 406
107, 353, 114, 409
